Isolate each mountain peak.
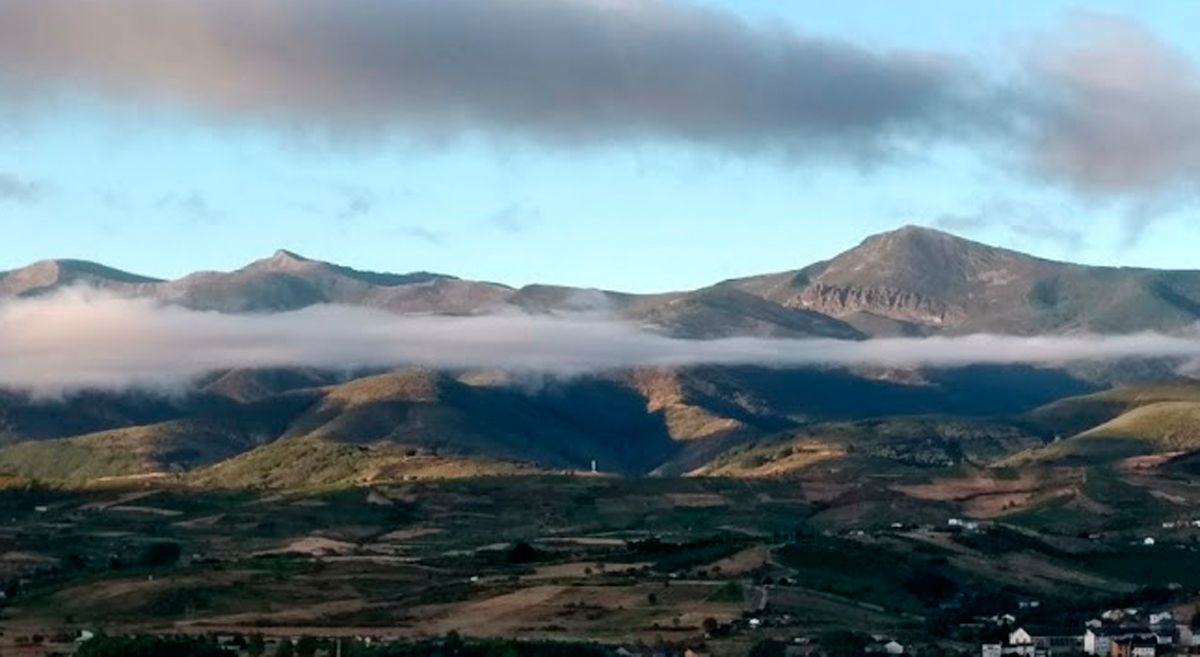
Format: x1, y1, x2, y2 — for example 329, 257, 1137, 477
5, 258, 160, 283
721, 223, 1052, 331
270, 249, 311, 264
240, 249, 321, 274
0, 258, 160, 296
863, 224, 980, 247
844, 224, 1016, 268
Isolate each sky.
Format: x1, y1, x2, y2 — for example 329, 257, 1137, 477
1, 0, 1198, 293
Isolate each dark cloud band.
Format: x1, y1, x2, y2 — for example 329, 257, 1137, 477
0, 3, 1196, 222
0, 0, 967, 160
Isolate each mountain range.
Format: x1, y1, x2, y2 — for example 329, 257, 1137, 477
8, 225, 1200, 338
3, 225, 1200, 486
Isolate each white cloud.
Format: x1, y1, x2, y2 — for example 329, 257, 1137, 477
4, 290, 1200, 395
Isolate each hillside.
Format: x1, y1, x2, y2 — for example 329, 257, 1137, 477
0, 391, 321, 481
0, 362, 1097, 486
0, 419, 253, 482
279, 371, 682, 473
5, 226, 1200, 487
7, 226, 1200, 340
190, 435, 540, 488
983, 380, 1200, 467
0, 259, 160, 298
729, 225, 1200, 336
1021, 379, 1200, 438
1082, 401, 1200, 449
692, 416, 1043, 478
1007, 402, 1200, 466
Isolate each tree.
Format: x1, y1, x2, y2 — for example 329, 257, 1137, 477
506, 541, 540, 564
139, 541, 182, 567
76, 635, 226, 657
274, 638, 295, 657
819, 630, 869, 657
749, 639, 786, 657
248, 634, 266, 657
295, 636, 318, 657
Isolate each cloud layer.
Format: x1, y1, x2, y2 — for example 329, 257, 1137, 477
0, 3, 1196, 227
0, 0, 967, 160
4, 291, 1200, 394
0, 173, 44, 204
1022, 14, 1200, 198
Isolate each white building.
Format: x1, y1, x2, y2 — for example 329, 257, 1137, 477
1084, 628, 1159, 656
1084, 628, 1111, 656
1009, 629, 1034, 646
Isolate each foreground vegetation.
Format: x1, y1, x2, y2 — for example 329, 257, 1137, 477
75, 633, 611, 657
2, 458, 1200, 655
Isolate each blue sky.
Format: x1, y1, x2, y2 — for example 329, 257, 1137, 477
1, 1, 1198, 292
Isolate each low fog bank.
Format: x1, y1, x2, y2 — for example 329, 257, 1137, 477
3, 291, 1199, 394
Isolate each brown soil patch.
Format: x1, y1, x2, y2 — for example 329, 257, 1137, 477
106, 505, 183, 517
666, 493, 728, 508
707, 545, 770, 576
524, 562, 649, 581
378, 527, 441, 542
257, 536, 357, 557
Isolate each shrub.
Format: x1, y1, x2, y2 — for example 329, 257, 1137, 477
139, 542, 182, 568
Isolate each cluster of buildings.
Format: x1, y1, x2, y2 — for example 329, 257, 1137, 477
983, 608, 1199, 657
1159, 521, 1200, 530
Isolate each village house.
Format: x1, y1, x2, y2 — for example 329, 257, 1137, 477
1084, 627, 1159, 656
948, 518, 981, 531
1148, 612, 1173, 628
866, 638, 905, 655
979, 613, 1018, 626
1109, 637, 1157, 657
981, 627, 1082, 657
984, 628, 1089, 657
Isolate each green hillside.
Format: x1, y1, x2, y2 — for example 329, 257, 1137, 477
1004, 402, 1200, 469
0, 419, 261, 482
694, 416, 1041, 477
1021, 379, 1200, 438
1080, 401, 1200, 450
190, 435, 539, 489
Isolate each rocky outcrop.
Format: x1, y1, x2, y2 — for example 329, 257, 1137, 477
786, 283, 965, 327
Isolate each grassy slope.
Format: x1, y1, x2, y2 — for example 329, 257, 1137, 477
693, 416, 1041, 477
1021, 379, 1200, 437
0, 419, 256, 482
1082, 401, 1200, 449
1002, 381, 1200, 466
190, 436, 540, 489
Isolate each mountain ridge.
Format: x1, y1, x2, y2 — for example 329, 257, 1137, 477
6, 225, 1200, 338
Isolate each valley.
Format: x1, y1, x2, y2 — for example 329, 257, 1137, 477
2, 227, 1200, 655
4, 453, 1200, 656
